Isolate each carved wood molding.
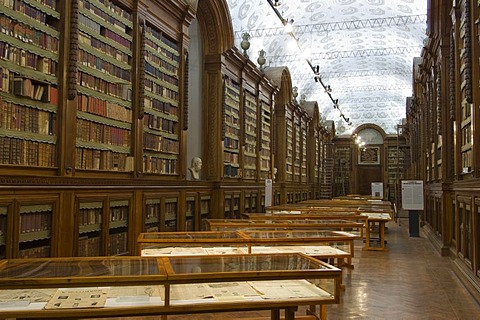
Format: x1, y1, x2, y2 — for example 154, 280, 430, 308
183, 50, 189, 130
68, 0, 79, 100
138, 20, 146, 119
449, 32, 455, 121
463, 0, 473, 103
197, 0, 234, 55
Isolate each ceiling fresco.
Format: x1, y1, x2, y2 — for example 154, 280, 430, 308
226, 0, 427, 135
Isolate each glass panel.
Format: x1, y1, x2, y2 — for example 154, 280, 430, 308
0, 257, 163, 279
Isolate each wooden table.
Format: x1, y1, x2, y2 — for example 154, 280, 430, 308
360, 212, 392, 251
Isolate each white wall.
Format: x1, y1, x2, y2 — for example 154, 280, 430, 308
186, 19, 203, 178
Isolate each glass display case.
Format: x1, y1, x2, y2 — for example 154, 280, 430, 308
138, 231, 250, 256
0, 253, 341, 319
138, 230, 356, 270
205, 218, 364, 238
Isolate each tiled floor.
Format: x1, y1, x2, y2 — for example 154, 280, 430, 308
88, 219, 480, 319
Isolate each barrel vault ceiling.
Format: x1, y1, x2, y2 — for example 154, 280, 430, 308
226, 0, 427, 135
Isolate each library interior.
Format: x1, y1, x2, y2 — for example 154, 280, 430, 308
1, 0, 480, 319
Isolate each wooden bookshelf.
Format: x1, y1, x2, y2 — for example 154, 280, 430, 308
75, 0, 133, 172
259, 98, 272, 179
0, 203, 7, 259
108, 198, 130, 255
77, 199, 104, 257
334, 146, 351, 197
0, 0, 59, 168
301, 114, 308, 182
142, 22, 180, 175
286, 107, 294, 181
242, 88, 257, 180
223, 75, 241, 178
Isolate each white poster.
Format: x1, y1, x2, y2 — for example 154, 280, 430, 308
265, 179, 272, 207
401, 180, 424, 210
371, 182, 383, 199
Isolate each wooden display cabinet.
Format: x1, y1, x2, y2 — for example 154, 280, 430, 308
0, 195, 59, 259
0, 253, 341, 320
75, 194, 132, 256
142, 193, 179, 232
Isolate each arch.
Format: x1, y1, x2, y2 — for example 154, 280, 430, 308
352, 123, 387, 144
352, 123, 387, 142
301, 101, 319, 127
264, 66, 293, 106
196, 0, 234, 55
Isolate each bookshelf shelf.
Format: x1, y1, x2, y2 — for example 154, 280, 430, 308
0, 0, 59, 169
75, 0, 133, 172
18, 202, 54, 259
242, 89, 257, 179
223, 76, 241, 178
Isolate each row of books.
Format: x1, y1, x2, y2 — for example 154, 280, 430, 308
77, 94, 132, 123
79, 15, 131, 49
145, 79, 179, 101
145, 203, 160, 220
225, 94, 240, 109
0, 137, 56, 167
244, 155, 256, 167
108, 231, 128, 255
144, 114, 177, 134
243, 168, 257, 179
95, 0, 132, 22
110, 206, 128, 222
1, 0, 56, 11
0, 101, 56, 135
75, 148, 131, 171
79, 71, 132, 100
11, 76, 55, 102
78, 235, 101, 256
0, 16, 59, 52
225, 119, 240, 134
145, 50, 178, 75
146, 25, 179, 52
80, 0, 130, 32
145, 97, 178, 115
143, 133, 179, 153
224, 136, 239, 149
143, 155, 177, 174
12, 0, 54, 25
244, 143, 256, 154
77, 118, 131, 147
145, 62, 179, 86
223, 168, 240, 179
79, 208, 102, 226
223, 151, 239, 163
225, 77, 240, 91
146, 40, 180, 69
79, 33, 129, 63
20, 211, 51, 234
165, 205, 177, 221
79, 49, 131, 81
18, 244, 50, 258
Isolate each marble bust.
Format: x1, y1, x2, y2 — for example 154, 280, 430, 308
188, 157, 202, 180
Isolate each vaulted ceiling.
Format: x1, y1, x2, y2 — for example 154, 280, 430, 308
226, 0, 427, 135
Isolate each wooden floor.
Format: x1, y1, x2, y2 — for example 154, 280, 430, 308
87, 218, 480, 319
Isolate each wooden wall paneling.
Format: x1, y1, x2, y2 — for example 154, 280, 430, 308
57, 191, 76, 257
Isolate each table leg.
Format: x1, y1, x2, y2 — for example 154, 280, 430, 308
271, 309, 280, 320
285, 307, 296, 320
